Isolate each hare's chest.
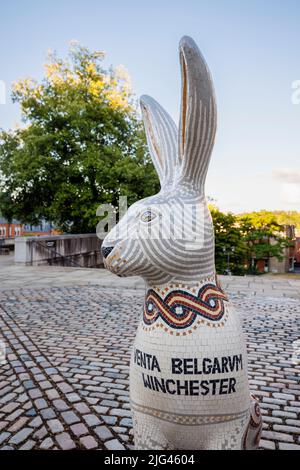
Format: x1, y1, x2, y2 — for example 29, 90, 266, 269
134, 301, 247, 363
129, 314, 250, 415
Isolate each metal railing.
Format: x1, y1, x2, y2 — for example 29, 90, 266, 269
31, 239, 85, 268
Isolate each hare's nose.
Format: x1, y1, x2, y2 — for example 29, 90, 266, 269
102, 246, 114, 259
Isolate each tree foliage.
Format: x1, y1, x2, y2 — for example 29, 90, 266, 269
239, 210, 300, 229
210, 206, 292, 275
238, 211, 291, 265
209, 206, 248, 275
0, 43, 159, 232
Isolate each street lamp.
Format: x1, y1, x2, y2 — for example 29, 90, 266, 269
222, 246, 235, 275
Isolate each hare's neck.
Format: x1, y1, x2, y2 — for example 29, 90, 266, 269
143, 274, 228, 333
145, 269, 218, 292
144, 272, 221, 306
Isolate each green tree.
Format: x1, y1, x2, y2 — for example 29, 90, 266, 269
273, 210, 300, 229
0, 43, 159, 233
209, 206, 248, 275
238, 211, 291, 272
209, 207, 292, 275
239, 210, 300, 229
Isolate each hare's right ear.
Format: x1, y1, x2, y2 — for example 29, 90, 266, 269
140, 95, 177, 189
178, 36, 217, 192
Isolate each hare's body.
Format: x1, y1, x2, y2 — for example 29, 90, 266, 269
102, 36, 262, 449
130, 278, 259, 450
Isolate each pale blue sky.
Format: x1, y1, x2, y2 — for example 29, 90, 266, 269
0, 0, 300, 212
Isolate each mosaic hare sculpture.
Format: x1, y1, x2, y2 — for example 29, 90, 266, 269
102, 36, 262, 450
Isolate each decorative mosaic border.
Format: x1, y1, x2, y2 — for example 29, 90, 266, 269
142, 277, 229, 335
131, 400, 249, 426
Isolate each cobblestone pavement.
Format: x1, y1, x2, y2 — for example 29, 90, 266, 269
0, 276, 299, 450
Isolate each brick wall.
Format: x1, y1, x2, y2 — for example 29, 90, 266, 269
0, 223, 23, 238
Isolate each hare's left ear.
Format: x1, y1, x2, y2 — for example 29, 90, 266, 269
178, 36, 217, 193
140, 95, 178, 189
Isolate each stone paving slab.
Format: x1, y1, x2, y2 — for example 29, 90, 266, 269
1, 258, 300, 297
0, 275, 299, 450
0, 264, 144, 291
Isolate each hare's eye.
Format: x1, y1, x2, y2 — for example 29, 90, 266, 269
140, 210, 157, 223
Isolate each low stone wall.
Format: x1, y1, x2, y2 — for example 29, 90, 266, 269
15, 234, 103, 268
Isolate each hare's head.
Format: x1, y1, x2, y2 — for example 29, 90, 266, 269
102, 36, 217, 285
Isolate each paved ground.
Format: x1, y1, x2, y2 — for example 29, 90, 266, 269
0, 260, 299, 450
0, 256, 144, 291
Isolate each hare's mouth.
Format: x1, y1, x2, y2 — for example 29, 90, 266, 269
105, 256, 128, 275
102, 244, 128, 274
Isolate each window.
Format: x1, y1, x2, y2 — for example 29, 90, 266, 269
264, 259, 269, 273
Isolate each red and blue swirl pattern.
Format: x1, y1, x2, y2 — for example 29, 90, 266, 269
144, 282, 228, 329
